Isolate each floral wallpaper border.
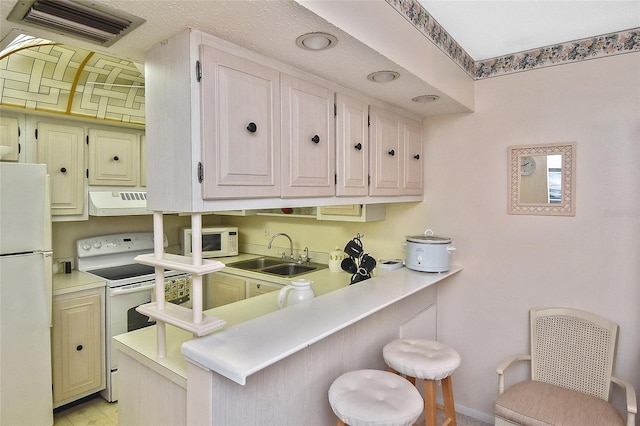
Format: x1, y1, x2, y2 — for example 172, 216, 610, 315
386, 0, 640, 80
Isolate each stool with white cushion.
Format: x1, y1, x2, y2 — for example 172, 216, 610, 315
328, 369, 424, 426
383, 339, 461, 426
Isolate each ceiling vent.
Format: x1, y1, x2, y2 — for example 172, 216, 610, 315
7, 0, 146, 47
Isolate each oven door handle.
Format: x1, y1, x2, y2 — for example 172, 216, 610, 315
111, 283, 156, 295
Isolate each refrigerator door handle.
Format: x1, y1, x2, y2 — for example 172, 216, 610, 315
43, 252, 53, 327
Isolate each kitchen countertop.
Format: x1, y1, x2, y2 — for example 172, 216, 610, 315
113, 254, 353, 387
114, 260, 462, 387
53, 270, 105, 296
182, 265, 462, 385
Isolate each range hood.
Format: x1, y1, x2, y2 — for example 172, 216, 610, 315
88, 191, 150, 216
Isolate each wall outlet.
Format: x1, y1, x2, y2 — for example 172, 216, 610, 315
264, 229, 271, 238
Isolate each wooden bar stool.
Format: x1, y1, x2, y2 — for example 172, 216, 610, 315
383, 339, 461, 426
328, 369, 424, 426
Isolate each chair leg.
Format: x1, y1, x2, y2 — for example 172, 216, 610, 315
337, 419, 346, 426
424, 379, 438, 426
441, 376, 457, 426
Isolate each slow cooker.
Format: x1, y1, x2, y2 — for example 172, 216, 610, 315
405, 229, 456, 272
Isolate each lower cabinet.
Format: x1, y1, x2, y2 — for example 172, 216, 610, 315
206, 272, 246, 308
246, 279, 281, 298
205, 271, 282, 309
51, 288, 105, 408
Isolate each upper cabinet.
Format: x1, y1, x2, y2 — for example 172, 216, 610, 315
0, 116, 20, 162
37, 122, 85, 216
88, 129, 139, 186
369, 106, 423, 196
335, 93, 368, 197
145, 28, 423, 213
281, 74, 335, 198
200, 46, 281, 199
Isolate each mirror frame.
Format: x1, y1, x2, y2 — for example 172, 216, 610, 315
508, 142, 576, 216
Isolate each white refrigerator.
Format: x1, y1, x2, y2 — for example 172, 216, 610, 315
0, 162, 54, 425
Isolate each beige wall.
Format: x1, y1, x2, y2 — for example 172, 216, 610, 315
425, 53, 639, 420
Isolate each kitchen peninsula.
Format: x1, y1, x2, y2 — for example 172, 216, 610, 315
113, 262, 462, 425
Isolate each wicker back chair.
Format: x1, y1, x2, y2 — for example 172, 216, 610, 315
494, 308, 637, 426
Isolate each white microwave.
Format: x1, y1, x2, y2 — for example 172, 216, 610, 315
180, 226, 238, 258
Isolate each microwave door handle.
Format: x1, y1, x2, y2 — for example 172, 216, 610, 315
111, 283, 156, 295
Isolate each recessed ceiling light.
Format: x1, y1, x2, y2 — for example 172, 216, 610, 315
367, 71, 400, 83
296, 32, 338, 51
412, 95, 440, 103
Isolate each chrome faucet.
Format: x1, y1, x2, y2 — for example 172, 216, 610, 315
268, 233, 294, 261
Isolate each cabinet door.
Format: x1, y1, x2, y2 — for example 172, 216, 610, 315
369, 106, 402, 196
200, 46, 281, 199
0, 116, 20, 161
52, 294, 103, 404
317, 204, 386, 222
37, 122, 85, 215
88, 129, 139, 186
335, 93, 368, 197
281, 74, 335, 198
402, 117, 423, 195
207, 272, 246, 308
247, 279, 281, 298
140, 135, 147, 187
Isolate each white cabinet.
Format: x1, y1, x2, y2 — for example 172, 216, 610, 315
52, 288, 105, 408
200, 45, 281, 199
206, 271, 246, 308
247, 278, 281, 298
145, 28, 423, 213
369, 106, 423, 196
88, 129, 139, 186
36, 122, 85, 215
317, 204, 385, 222
205, 271, 283, 308
140, 135, 147, 187
281, 74, 335, 198
402, 117, 424, 195
0, 116, 20, 162
335, 93, 368, 197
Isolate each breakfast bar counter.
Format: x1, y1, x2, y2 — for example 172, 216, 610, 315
114, 265, 462, 426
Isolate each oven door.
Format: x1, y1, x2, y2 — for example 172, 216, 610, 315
104, 281, 155, 402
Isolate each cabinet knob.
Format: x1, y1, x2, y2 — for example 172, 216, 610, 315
60, 167, 67, 173
388, 149, 395, 157
113, 155, 119, 161
246, 122, 257, 133
354, 143, 362, 151
414, 154, 420, 160
311, 135, 320, 144
76, 345, 83, 351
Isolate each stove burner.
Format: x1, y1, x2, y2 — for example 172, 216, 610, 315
87, 264, 155, 281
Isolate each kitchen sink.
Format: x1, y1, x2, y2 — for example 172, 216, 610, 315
227, 257, 283, 271
261, 264, 316, 276
226, 257, 327, 277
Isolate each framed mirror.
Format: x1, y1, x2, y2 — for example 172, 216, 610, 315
508, 142, 576, 216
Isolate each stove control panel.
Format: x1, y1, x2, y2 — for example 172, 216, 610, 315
77, 233, 168, 258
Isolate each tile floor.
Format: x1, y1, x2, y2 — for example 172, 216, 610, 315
53, 396, 117, 426
53, 394, 490, 425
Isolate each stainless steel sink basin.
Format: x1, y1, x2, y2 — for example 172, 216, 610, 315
226, 257, 327, 277
261, 264, 316, 276
227, 257, 283, 270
